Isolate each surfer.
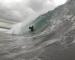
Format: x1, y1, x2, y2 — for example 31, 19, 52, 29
29, 26, 34, 32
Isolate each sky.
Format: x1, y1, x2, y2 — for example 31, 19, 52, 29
0, 0, 68, 22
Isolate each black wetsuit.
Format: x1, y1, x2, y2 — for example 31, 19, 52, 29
29, 26, 34, 32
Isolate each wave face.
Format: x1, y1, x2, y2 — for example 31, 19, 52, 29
1, 0, 75, 60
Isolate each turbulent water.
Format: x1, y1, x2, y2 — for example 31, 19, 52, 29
1, 0, 75, 60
